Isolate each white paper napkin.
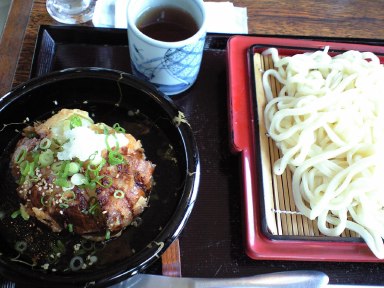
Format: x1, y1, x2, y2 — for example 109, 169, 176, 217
92, 0, 248, 34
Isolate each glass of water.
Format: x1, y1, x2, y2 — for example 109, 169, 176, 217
46, 0, 96, 24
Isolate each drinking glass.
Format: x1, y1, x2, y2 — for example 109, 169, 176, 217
46, 0, 96, 24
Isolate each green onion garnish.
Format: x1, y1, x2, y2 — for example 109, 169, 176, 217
15, 241, 27, 253
113, 190, 125, 199
61, 190, 76, 203
68, 223, 73, 233
105, 230, 111, 240
19, 160, 32, 176
88, 197, 100, 215
11, 207, 29, 220
32, 151, 40, 165
54, 177, 72, 188
67, 162, 80, 176
96, 175, 113, 188
69, 115, 82, 129
104, 130, 112, 151
108, 150, 125, 165
39, 138, 52, 150
15, 148, 27, 164
113, 123, 126, 133
40, 195, 54, 207
56, 160, 70, 178
59, 203, 69, 209
103, 128, 126, 166
39, 149, 54, 167
51, 161, 64, 173
88, 151, 98, 162
87, 158, 106, 175
20, 206, 30, 220
11, 210, 21, 219
70, 173, 86, 186
18, 176, 26, 185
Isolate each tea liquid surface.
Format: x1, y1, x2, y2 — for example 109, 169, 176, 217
136, 6, 199, 42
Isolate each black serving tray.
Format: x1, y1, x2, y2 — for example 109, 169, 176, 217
28, 25, 384, 285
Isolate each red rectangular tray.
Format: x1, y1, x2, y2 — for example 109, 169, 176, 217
227, 35, 384, 262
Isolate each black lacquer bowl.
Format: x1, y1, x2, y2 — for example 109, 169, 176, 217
0, 68, 200, 287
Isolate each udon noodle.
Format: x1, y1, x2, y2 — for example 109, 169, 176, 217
262, 46, 384, 258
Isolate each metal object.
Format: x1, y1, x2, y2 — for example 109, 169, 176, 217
0, 279, 15, 288
109, 270, 329, 288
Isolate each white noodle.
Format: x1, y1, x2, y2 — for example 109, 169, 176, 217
262, 47, 384, 259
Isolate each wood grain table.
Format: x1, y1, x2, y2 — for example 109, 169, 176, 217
2, 0, 384, 97
0, 0, 384, 286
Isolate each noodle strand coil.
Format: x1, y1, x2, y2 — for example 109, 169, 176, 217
262, 47, 384, 258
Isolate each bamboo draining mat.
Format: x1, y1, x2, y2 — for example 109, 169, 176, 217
252, 52, 358, 239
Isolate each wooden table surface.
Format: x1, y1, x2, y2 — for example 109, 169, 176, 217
0, 0, 384, 285
1, 0, 384, 97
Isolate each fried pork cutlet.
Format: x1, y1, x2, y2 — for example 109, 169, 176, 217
10, 109, 155, 241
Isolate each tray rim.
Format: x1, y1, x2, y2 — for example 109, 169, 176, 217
227, 34, 384, 262
248, 43, 384, 243
30, 25, 232, 79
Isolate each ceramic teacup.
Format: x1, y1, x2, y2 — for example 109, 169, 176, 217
127, 0, 207, 96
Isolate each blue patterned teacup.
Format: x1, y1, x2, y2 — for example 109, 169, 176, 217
127, 0, 207, 95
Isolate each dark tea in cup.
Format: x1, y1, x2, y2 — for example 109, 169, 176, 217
136, 6, 199, 42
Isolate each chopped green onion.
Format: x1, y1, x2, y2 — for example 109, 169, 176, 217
67, 162, 80, 176
28, 162, 35, 176
88, 198, 100, 215
61, 190, 76, 203
108, 150, 125, 165
113, 190, 125, 199
59, 203, 69, 209
68, 223, 73, 233
18, 175, 26, 185
11, 206, 29, 220
11, 210, 21, 219
69, 256, 83, 271
15, 241, 28, 253
51, 161, 64, 173
104, 131, 112, 151
113, 123, 126, 133
54, 177, 72, 188
51, 138, 63, 150
15, 148, 27, 164
96, 175, 113, 188
39, 149, 54, 167
105, 230, 111, 240
69, 115, 82, 129
71, 173, 86, 186
32, 152, 40, 165
88, 151, 97, 161
19, 160, 32, 176
58, 161, 70, 178
87, 158, 106, 175
39, 138, 52, 150
82, 178, 96, 190
40, 195, 53, 207
20, 206, 30, 220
